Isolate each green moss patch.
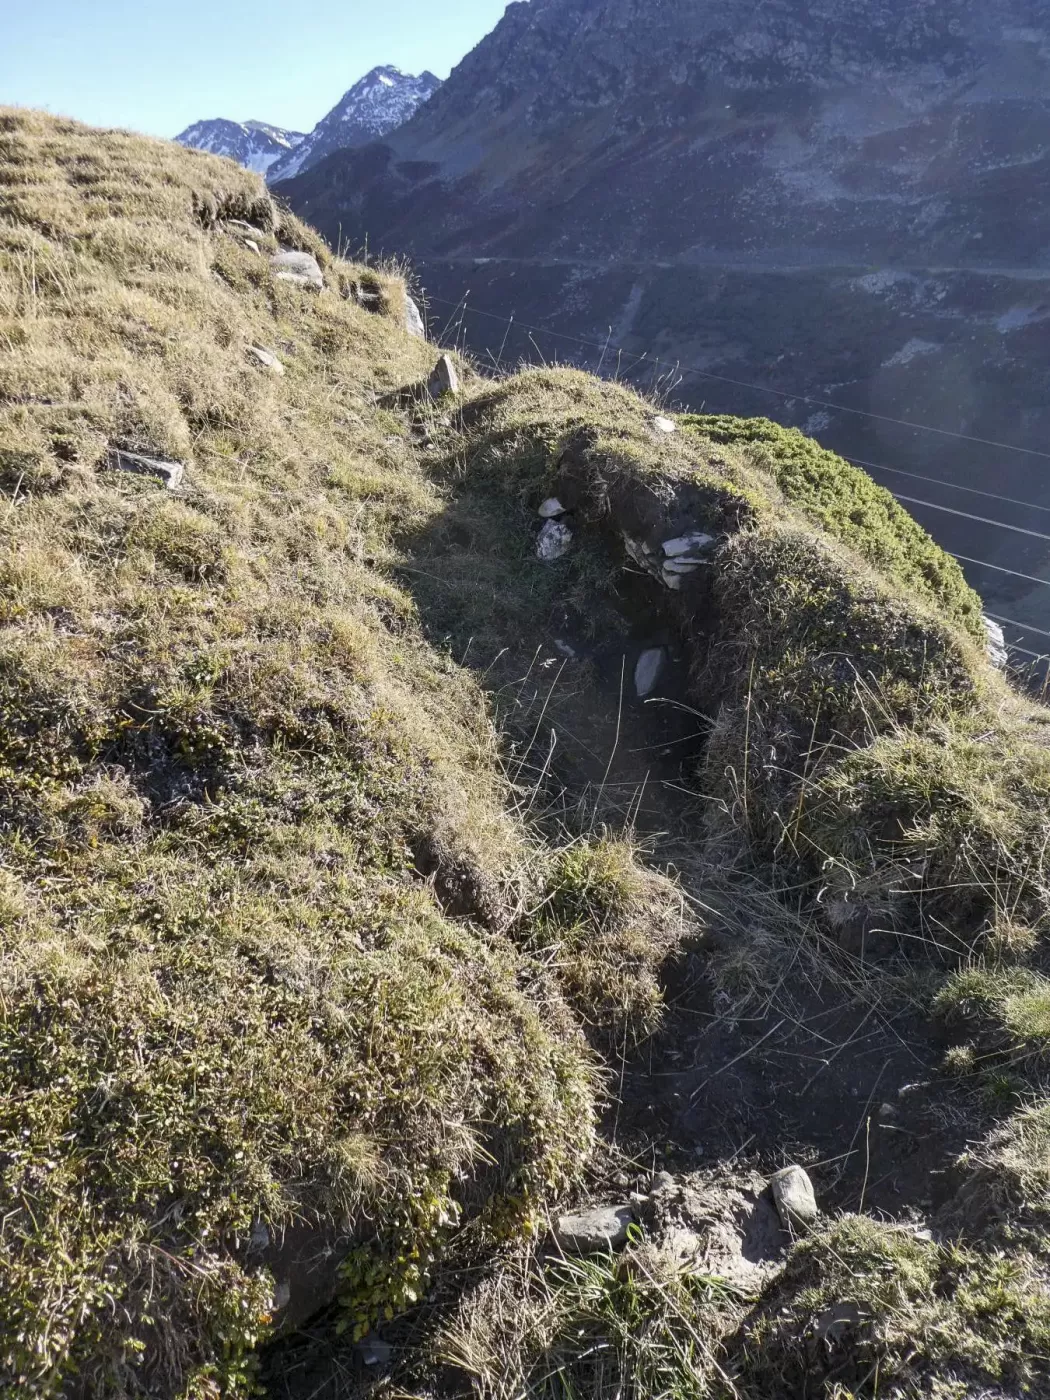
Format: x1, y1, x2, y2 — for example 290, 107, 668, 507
680, 414, 984, 639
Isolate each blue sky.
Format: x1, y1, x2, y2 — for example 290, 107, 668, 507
1, 0, 512, 138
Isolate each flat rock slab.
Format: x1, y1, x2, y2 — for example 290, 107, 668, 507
555, 1205, 634, 1253
771, 1165, 818, 1232
635, 647, 667, 699
663, 533, 714, 558
271, 250, 324, 291
107, 449, 184, 489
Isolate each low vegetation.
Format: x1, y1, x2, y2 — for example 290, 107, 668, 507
3, 108, 1050, 1400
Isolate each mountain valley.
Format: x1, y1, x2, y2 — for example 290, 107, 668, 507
278, 0, 1050, 656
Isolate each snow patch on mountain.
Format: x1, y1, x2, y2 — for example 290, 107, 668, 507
269, 67, 441, 183
174, 120, 306, 176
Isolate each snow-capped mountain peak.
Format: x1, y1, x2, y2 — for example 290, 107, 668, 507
174, 119, 306, 176
268, 67, 442, 183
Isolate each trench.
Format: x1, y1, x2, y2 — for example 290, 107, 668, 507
262, 436, 977, 1398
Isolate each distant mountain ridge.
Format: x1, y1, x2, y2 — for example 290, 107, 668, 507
279, 0, 1050, 267
176, 67, 441, 183
173, 119, 305, 176
269, 66, 442, 182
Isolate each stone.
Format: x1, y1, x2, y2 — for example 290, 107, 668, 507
651, 1170, 676, 1194
663, 533, 714, 558
248, 1221, 271, 1253
984, 615, 1009, 670
271, 250, 324, 291
539, 497, 567, 519
427, 354, 461, 398
537, 519, 573, 561
555, 1204, 634, 1253
635, 647, 667, 699
106, 449, 184, 490
771, 1165, 818, 1232
815, 1301, 866, 1345
405, 294, 426, 339
247, 345, 285, 375
358, 1335, 392, 1368
243, 238, 261, 254
652, 415, 677, 434
662, 560, 699, 590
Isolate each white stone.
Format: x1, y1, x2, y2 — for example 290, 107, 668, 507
652, 415, 677, 434
663, 559, 701, 576
248, 345, 285, 375
663, 570, 683, 591
771, 1165, 818, 1232
227, 219, 266, 238
984, 615, 1009, 670
405, 294, 426, 339
635, 648, 667, 699
106, 449, 184, 490
539, 497, 567, 519
275, 271, 318, 289
537, 519, 573, 561
663, 533, 714, 558
271, 250, 324, 291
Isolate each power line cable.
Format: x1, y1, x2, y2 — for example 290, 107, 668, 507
422, 294, 1050, 627
1006, 640, 1049, 662
949, 554, 1050, 590
849, 456, 1050, 518
426, 293, 1050, 463
887, 493, 1050, 544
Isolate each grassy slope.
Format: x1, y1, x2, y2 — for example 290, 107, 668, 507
0, 111, 632, 1397
5, 111, 1050, 1400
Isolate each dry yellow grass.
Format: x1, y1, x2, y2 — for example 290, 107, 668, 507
7, 105, 1050, 1400
0, 109, 645, 1397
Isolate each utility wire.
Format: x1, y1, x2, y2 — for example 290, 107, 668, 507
426, 293, 1050, 462
886, 493, 1050, 544
985, 611, 1050, 643
850, 456, 1050, 519
949, 554, 1050, 591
